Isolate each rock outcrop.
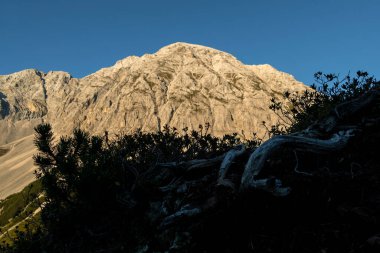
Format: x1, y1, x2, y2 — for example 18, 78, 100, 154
0, 42, 308, 198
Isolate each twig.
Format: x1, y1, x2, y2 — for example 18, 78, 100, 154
293, 150, 313, 176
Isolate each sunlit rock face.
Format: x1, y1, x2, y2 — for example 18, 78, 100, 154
1, 42, 308, 142
0, 42, 308, 198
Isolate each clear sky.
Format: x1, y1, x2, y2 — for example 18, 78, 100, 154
1, 0, 379, 85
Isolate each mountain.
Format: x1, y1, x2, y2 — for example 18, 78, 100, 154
0, 42, 308, 198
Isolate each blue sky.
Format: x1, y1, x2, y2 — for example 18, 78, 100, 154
0, 0, 379, 85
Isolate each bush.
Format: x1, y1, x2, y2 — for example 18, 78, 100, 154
265, 71, 380, 135
19, 124, 258, 252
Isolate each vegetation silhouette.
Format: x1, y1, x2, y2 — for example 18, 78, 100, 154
264, 71, 379, 136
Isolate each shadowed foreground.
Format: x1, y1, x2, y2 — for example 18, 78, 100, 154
1, 86, 380, 252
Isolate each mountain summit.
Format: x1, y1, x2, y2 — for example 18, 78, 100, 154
0, 42, 308, 198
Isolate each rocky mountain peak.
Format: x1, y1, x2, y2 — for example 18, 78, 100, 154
157, 42, 235, 58
95, 42, 243, 78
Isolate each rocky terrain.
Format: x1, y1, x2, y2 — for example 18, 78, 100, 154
0, 42, 308, 198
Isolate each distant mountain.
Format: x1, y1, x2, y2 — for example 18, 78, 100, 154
0, 42, 308, 198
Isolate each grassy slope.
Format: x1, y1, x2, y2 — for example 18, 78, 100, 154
0, 180, 42, 232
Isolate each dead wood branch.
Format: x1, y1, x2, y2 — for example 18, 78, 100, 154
293, 150, 313, 176
157, 154, 226, 173
240, 130, 355, 196
160, 204, 202, 229
217, 144, 246, 189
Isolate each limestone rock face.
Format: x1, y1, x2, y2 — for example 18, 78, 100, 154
1, 42, 308, 141
0, 42, 309, 198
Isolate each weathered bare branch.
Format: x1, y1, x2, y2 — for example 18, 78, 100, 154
293, 150, 313, 176
160, 204, 202, 229
240, 130, 355, 196
217, 144, 245, 189
157, 154, 226, 172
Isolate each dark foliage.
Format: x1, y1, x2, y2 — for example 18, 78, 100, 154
265, 71, 380, 136
1, 125, 258, 252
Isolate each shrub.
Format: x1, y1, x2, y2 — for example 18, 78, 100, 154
265, 71, 380, 136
